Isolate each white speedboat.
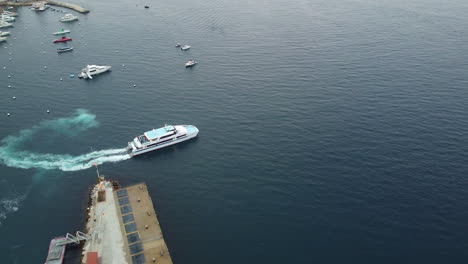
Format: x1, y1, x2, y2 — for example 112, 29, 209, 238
185, 59, 197, 67
53, 29, 71, 35
175, 43, 181, 47
60, 13, 78, 22
57, 46, 74, 53
38, 5, 50, 11
0, 20, 13, 28
78, 65, 111, 79
128, 125, 199, 157
32, 2, 49, 11
181, 44, 191, 50
1, 15, 15, 22
0, 36, 7, 42
2, 11, 18, 17
0, 31, 10, 37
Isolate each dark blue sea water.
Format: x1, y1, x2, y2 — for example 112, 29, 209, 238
1, 0, 468, 263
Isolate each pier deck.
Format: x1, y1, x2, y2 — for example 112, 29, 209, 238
82, 180, 173, 264
115, 184, 173, 264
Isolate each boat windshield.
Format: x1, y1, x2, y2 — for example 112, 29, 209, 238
138, 135, 149, 144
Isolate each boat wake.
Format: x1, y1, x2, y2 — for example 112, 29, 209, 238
0, 109, 131, 171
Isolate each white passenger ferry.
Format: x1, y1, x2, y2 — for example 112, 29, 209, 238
128, 125, 199, 157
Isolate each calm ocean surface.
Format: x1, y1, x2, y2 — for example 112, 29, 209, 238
1, 0, 468, 263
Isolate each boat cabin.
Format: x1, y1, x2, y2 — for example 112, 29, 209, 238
135, 125, 177, 147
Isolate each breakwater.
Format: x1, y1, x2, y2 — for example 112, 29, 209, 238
0, 0, 89, 13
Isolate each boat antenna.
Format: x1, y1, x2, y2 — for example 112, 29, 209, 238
94, 163, 105, 182
95, 164, 100, 177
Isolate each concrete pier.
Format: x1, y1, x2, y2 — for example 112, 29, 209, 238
82, 180, 173, 264
47, 0, 89, 13
115, 184, 173, 264
0, 0, 89, 13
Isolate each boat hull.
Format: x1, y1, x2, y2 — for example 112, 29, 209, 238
53, 31, 70, 35
129, 126, 198, 157
0, 23, 13, 29
57, 48, 73, 53
54, 39, 72, 43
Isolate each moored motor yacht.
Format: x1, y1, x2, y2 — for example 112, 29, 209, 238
0, 31, 10, 37
60, 13, 78, 22
78, 65, 112, 79
127, 125, 199, 157
0, 20, 13, 28
2, 11, 18, 17
1, 15, 15, 22
185, 59, 197, 67
0, 36, 7, 42
32, 2, 49, 11
181, 44, 190, 50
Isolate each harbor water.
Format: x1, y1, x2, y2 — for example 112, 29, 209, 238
1, 0, 468, 263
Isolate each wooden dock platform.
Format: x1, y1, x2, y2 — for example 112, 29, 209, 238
44, 237, 66, 264
115, 183, 173, 264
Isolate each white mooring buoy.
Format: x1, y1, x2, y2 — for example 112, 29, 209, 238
12, 96, 16, 100
7, 113, 10, 116
47, 110, 50, 113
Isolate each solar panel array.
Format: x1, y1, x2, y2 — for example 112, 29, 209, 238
132, 253, 146, 264
117, 188, 145, 264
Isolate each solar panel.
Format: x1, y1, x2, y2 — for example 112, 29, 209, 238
125, 222, 137, 233
127, 232, 140, 244
117, 189, 128, 198
122, 213, 135, 224
131, 253, 145, 264
119, 197, 130, 206
129, 242, 144, 255
120, 205, 133, 215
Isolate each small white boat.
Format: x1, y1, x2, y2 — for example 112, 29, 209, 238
57, 46, 74, 53
78, 65, 112, 79
0, 20, 13, 29
1, 15, 15, 22
53, 29, 71, 35
185, 59, 197, 67
2, 11, 18, 17
0, 36, 7, 42
0, 31, 10, 37
127, 125, 199, 157
175, 43, 181, 47
32, 2, 49, 11
60, 14, 78, 22
181, 44, 191, 50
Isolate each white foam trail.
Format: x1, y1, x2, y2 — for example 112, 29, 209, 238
0, 109, 131, 171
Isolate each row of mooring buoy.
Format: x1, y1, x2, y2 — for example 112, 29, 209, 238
6, 109, 50, 117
